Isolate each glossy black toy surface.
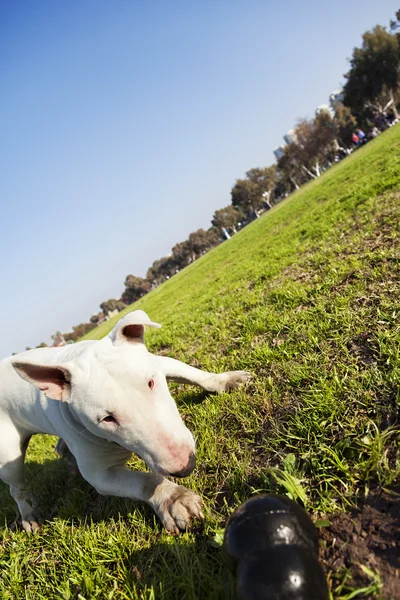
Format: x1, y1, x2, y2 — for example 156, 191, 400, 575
224, 495, 320, 567
223, 495, 329, 600
236, 546, 329, 600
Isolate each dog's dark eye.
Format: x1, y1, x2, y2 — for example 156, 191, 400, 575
148, 379, 155, 390
102, 415, 117, 423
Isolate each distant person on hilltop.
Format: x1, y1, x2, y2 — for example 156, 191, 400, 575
385, 109, 399, 125
357, 129, 366, 145
370, 126, 379, 139
374, 112, 389, 131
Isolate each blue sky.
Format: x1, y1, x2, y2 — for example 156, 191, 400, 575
0, 0, 398, 358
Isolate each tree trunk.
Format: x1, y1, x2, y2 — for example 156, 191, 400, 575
301, 165, 317, 179
290, 176, 300, 190
389, 89, 399, 119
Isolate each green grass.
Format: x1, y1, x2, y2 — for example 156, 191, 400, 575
1, 126, 399, 599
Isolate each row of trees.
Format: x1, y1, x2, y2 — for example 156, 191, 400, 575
41, 10, 400, 348
275, 105, 357, 190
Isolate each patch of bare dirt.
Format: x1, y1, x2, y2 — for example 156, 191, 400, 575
347, 333, 376, 367
280, 265, 317, 283
319, 492, 400, 599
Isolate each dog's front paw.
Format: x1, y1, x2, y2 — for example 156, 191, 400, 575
217, 370, 251, 392
152, 483, 204, 534
21, 512, 40, 533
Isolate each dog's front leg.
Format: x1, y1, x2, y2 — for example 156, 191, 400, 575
155, 355, 250, 393
82, 466, 203, 534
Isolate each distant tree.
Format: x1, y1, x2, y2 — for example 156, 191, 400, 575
121, 275, 151, 305
188, 227, 221, 259
344, 24, 400, 118
389, 8, 400, 33
231, 178, 260, 217
147, 228, 222, 286
293, 118, 331, 178
90, 312, 104, 324
172, 240, 193, 268
147, 255, 177, 284
246, 165, 277, 204
208, 226, 223, 245
62, 332, 77, 343
277, 141, 307, 191
334, 103, 357, 146
51, 331, 65, 346
231, 166, 277, 217
314, 110, 337, 148
100, 298, 127, 316
273, 169, 293, 200
146, 260, 160, 283
278, 116, 338, 183
36, 342, 48, 348
212, 205, 241, 235
63, 322, 97, 342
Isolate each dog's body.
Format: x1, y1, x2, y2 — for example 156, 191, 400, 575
0, 310, 248, 533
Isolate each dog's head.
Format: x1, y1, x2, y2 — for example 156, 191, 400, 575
12, 311, 196, 478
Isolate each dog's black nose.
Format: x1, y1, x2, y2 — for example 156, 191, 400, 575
170, 452, 196, 478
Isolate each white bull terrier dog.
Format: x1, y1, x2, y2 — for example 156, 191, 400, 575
0, 310, 249, 534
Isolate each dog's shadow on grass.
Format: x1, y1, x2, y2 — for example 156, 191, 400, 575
172, 385, 211, 405
117, 538, 235, 599
20, 457, 168, 527
0, 455, 88, 524
0, 456, 235, 599
0, 454, 197, 532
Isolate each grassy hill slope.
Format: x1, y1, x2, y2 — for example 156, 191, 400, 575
1, 126, 399, 599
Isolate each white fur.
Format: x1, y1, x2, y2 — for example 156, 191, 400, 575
0, 310, 249, 533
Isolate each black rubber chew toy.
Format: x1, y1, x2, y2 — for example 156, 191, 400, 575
223, 495, 329, 600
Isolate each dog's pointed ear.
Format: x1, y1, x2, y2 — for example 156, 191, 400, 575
109, 310, 161, 345
11, 362, 72, 401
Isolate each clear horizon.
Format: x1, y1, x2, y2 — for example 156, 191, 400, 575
1, 0, 398, 358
